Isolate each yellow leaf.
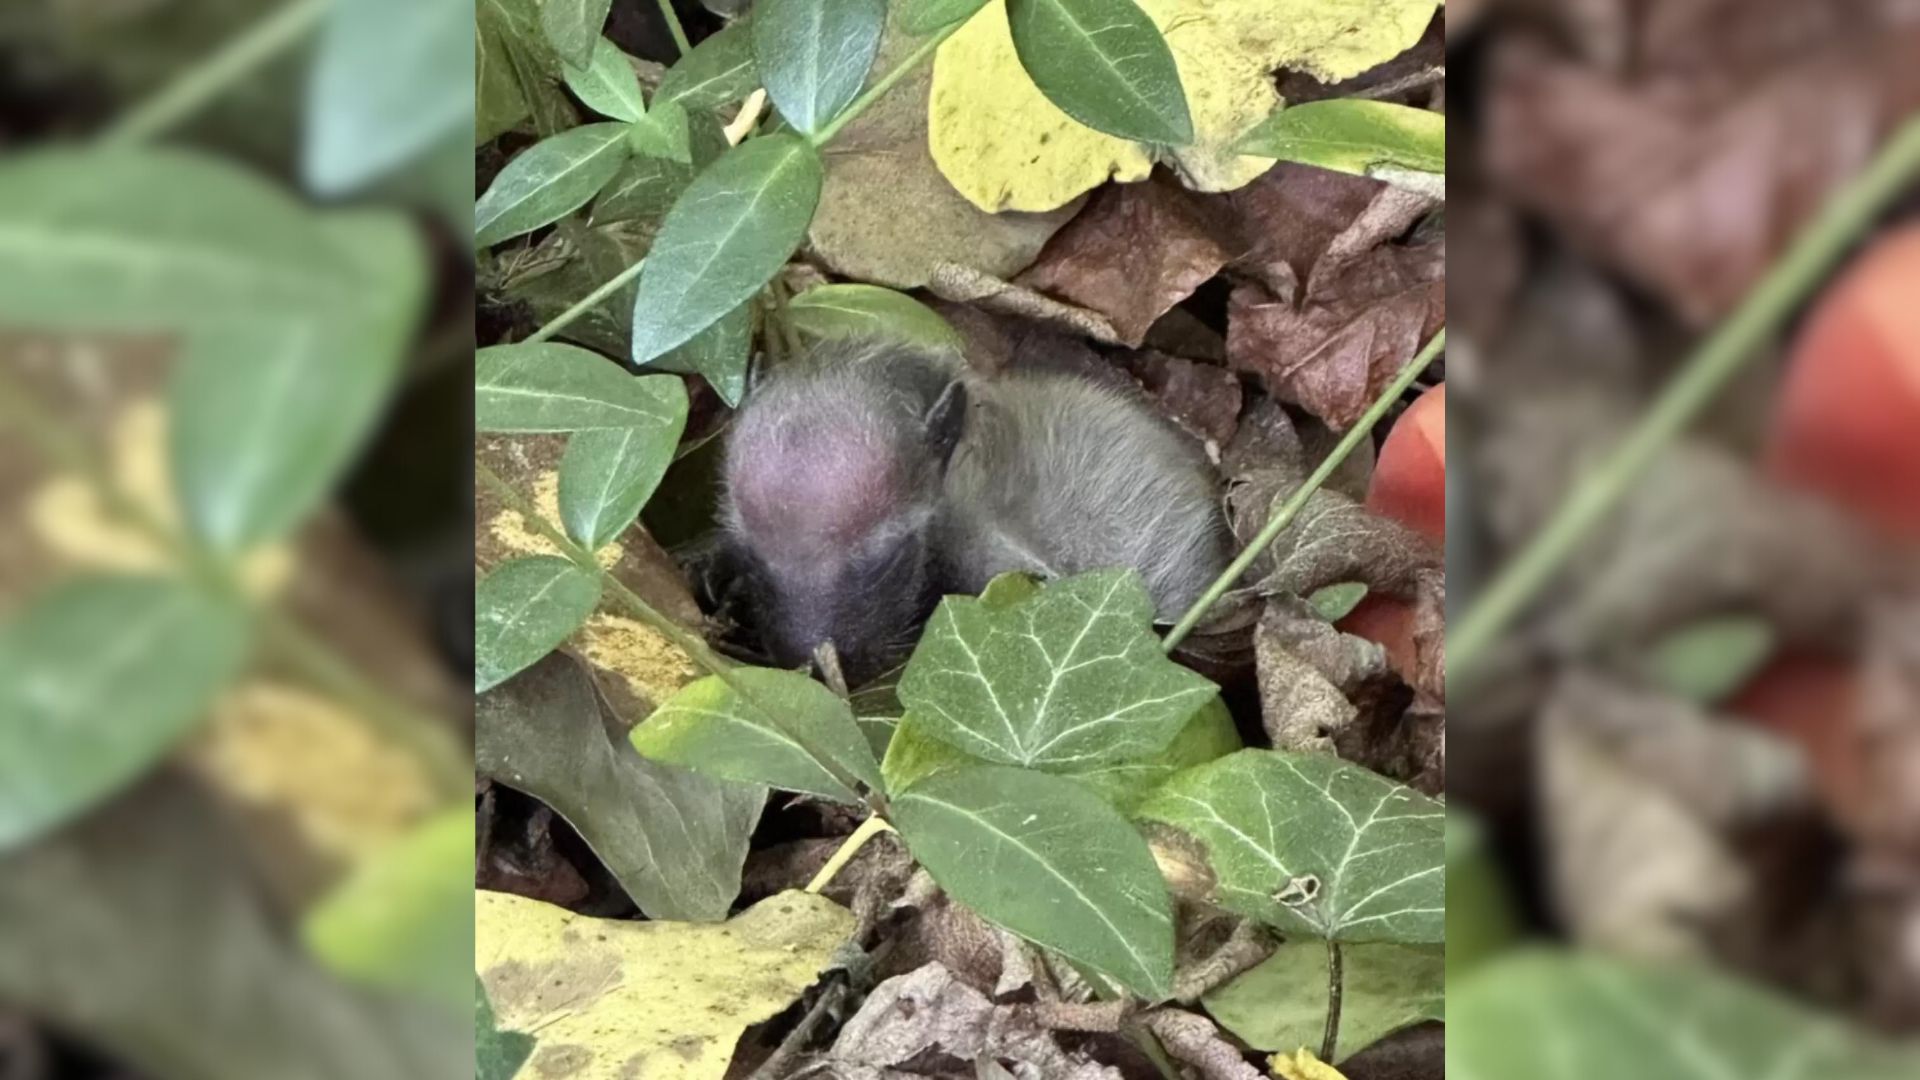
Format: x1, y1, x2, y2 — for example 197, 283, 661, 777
929, 0, 1436, 211
478, 889, 856, 1079
1270, 1048, 1351, 1080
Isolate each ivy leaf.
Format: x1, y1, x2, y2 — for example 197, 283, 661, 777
1004, 0, 1191, 145
305, 0, 470, 194
0, 577, 250, 852
900, 0, 992, 35
475, 342, 685, 433
656, 19, 758, 111
1202, 939, 1443, 1058
540, 0, 613, 70
474, 556, 603, 693
897, 568, 1217, 769
478, 651, 763, 921
751, 0, 886, 135
1233, 99, 1444, 176
557, 385, 691, 550
1644, 615, 1776, 705
632, 667, 884, 804
626, 98, 693, 164
563, 36, 647, 123
303, 806, 473, 1009
1137, 749, 1445, 943
476, 979, 536, 1080
629, 134, 824, 364
474, 123, 632, 247
788, 283, 965, 352
892, 764, 1174, 1000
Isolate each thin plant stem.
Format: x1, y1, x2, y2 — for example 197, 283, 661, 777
102, 0, 329, 144
1320, 940, 1344, 1062
655, 0, 693, 57
526, 258, 647, 345
1450, 116, 1920, 684
805, 815, 895, 893
808, 22, 961, 148
1162, 330, 1446, 651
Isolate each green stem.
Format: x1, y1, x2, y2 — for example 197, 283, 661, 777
102, 0, 329, 144
1162, 330, 1446, 651
1450, 116, 1920, 685
805, 815, 894, 893
656, 0, 693, 57
1320, 940, 1344, 1062
526, 258, 648, 345
807, 22, 960, 148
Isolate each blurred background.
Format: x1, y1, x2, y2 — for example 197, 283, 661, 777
0, 1, 472, 1077
1447, 0, 1920, 1073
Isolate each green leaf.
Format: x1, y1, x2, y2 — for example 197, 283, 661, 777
169, 212, 425, 553
633, 667, 884, 804
656, 19, 759, 111
563, 36, 647, 122
476, 342, 686, 432
1451, 951, 1920, 1080
557, 386, 691, 550
900, 0, 993, 35
1004, 0, 1192, 145
897, 568, 1218, 769
1137, 749, 1444, 943
1446, 810, 1519, 979
1232, 99, 1444, 176
306, 0, 471, 194
540, 0, 614, 69
626, 98, 693, 163
477, 978, 536, 1080
303, 806, 473, 1009
1644, 615, 1776, 705
788, 283, 964, 352
475, 123, 632, 247
477, 0, 534, 143
593, 108, 730, 224
0, 577, 250, 852
629, 134, 824, 363
751, 0, 886, 135
474, 556, 603, 693
478, 651, 763, 920
1202, 940, 1442, 1058
1308, 581, 1369, 622
892, 764, 1174, 1000
646, 298, 753, 407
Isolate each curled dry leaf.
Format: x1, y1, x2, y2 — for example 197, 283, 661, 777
926, 262, 1121, 344
1855, 600, 1920, 852
1140, 1008, 1266, 1080
1255, 595, 1398, 756
1224, 162, 1438, 305
1225, 475, 1438, 602
1111, 348, 1244, 451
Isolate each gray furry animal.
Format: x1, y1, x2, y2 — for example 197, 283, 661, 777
721, 341, 1229, 682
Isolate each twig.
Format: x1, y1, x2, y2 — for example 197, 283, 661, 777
1355, 66, 1445, 102
525, 258, 648, 345
804, 815, 895, 894
655, 0, 692, 57
725, 89, 769, 145
746, 980, 845, 1080
1162, 329, 1446, 650
103, 0, 329, 144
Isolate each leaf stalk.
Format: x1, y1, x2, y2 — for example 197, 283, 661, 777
102, 0, 330, 144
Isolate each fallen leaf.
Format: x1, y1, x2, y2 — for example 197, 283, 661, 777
829, 963, 1123, 1078
1225, 162, 1438, 304
1254, 595, 1398, 756
1112, 348, 1244, 450
1141, 1008, 1266, 1080
1225, 476, 1437, 602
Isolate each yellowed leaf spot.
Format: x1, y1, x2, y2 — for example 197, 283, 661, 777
485, 468, 622, 570
929, 0, 1436, 210
478, 888, 855, 1079
574, 612, 701, 710
1270, 1048, 1350, 1080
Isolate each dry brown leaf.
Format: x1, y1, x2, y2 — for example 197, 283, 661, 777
1255, 596, 1398, 755
1226, 479, 1438, 602
1225, 163, 1438, 304
1112, 348, 1244, 451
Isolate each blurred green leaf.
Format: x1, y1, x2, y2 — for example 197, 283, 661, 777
475, 123, 632, 247
306, 0, 469, 193
1309, 582, 1370, 622
304, 805, 474, 1009
751, 0, 886, 135
478, 651, 764, 920
540, 0, 613, 69
1645, 615, 1776, 705
563, 36, 647, 122
656, 19, 758, 111
477, 978, 536, 1080
1202, 940, 1442, 1058
557, 385, 691, 550
1446, 810, 1519, 978
893, 764, 1174, 1000
899, 0, 992, 35
477, 0, 548, 143
1232, 99, 1444, 176
0, 577, 250, 852
1137, 749, 1444, 943
788, 283, 963, 352
474, 556, 603, 693
1005, 0, 1191, 145
476, 342, 685, 432
629, 134, 823, 363
627, 98, 693, 163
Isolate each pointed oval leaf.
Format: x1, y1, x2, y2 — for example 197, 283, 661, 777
474, 555, 603, 693
788, 283, 964, 352
476, 342, 686, 432
1232, 99, 1444, 176
626, 98, 693, 163
629, 134, 824, 363
306, 0, 471, 194
632, 667, 883, 804
475, 123, 631, 247
900, 0, 992, 35
563, 36, 647, 122
540, 0, 613, 69
897, 568, 1218, 769
645, 299, 753, 407
893, 764, 1174, 1000
557, 384, 691, 551
1137, 749, 1444, 943
656, 19, 759, 111
593, 108, 730, 224
751, 0, 886, 135
1005, 0, 1192, 145
0, 577, 251, 852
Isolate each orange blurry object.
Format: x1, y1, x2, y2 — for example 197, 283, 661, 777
1339, 383, 1445, 679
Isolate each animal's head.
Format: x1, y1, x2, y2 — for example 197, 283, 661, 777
721, 343, 968, 683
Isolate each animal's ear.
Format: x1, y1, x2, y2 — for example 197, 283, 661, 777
924, 377, 969, 467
